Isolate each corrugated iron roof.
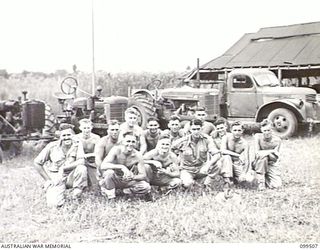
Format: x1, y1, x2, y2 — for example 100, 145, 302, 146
202, 21, 320, 70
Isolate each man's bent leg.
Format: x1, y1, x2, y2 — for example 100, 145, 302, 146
46, 172, 66, 207
180, 170, 195, 189
87, 166, 99, 190
253, 156, 268, 190
266, 162, 282, 189
66, 164, 88, 198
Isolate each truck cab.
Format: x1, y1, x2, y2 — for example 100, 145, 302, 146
225, 69, 320, 137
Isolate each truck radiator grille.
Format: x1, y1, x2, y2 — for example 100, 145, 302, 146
306, 94, 316, 103
200, 95, 220, 119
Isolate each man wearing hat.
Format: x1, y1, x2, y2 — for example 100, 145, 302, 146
34, 123, 88, 207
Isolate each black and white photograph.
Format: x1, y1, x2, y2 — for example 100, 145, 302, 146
0, 0, 319, 248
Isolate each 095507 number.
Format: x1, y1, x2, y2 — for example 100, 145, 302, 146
300, 244, 318, 248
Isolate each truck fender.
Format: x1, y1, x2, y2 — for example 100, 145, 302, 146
255, 100, 304, 122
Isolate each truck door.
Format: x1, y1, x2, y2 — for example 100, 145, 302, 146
227, 74, 258, 118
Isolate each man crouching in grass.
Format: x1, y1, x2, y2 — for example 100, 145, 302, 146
143, 134, 181, 194
253, 119, 282, 190
33, 123, 88, 207
220, 121, 250, 189
171, 118, 221, 189
100, 131, 152, 201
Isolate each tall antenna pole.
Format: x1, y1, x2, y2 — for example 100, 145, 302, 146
91, 0, 96, 96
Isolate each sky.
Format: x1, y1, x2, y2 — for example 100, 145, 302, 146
0, 0, 320, 74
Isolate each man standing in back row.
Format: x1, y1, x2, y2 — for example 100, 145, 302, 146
75, 119, 100, 190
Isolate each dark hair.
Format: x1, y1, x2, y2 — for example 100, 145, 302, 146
59, 123, 75, 131
125, 107, 139, 116
147, 117, 159, 123
108, 119, 120, 126
158, 133, 171, 140
190, 118, 203, 127
214, 117, 228, 126
122, 131, 138, 142
194, 106, 206, 112
260, 119, 272, 128
230, 121, 243, 129
169, 115, 181, 122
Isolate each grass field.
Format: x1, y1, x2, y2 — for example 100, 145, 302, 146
0, 135, 319, 243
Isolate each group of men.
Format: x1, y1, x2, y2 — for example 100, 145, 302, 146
34, 106, 282, 207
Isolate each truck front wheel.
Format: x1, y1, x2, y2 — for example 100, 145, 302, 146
267, 108, 298, 138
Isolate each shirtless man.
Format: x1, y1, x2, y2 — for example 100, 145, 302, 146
220, 121, 250, 188
95, 120, 120, 174
253, 119, 282, 190
183, 107, 215, 135
162, 115, 185, 143
141, 117, 162, 155
75, 119, 100, 189
100, 131, 152, 201
143, 134, 181, 192
118, 107, 147, 153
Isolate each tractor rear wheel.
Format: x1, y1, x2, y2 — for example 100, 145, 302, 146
128, 94, 157, 128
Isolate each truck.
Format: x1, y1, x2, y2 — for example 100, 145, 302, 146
129, 68, 320, 138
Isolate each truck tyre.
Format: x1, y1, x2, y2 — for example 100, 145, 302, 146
268, 108, 298, 138
0, 145, 3, 164
128, 97, 157, 128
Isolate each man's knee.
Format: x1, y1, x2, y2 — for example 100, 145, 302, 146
169, 178, 182, 189
181, 175, 194, 188
103, 169, 115, 179
75, 164, 87, 177
144, 164, 154, 181
131, 181, 151, 194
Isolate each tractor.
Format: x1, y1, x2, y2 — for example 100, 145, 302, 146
54, 77, 220, 136
0, 92, 55, 163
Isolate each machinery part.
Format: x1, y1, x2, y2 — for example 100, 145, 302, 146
22, 100, 46, 130
268, 108, 298, 138
61, 77, 78, 95
128, 96, 157, 128
43, 104, 58, 136
146, 79, 162, 91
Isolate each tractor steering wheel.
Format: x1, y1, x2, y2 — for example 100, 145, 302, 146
61, 77, 78, 95
146, 79, 162, 91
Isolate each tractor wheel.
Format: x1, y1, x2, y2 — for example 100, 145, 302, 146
268, 108, 298, 138
128, 96, 157, 128
43, 104, 57, 136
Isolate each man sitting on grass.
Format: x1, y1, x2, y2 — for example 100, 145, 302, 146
220, 121, 250, 189
253, 119, 282, 190
33, 123, 87, 207
143, 134, 181, 194
100, 131, 152, 201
